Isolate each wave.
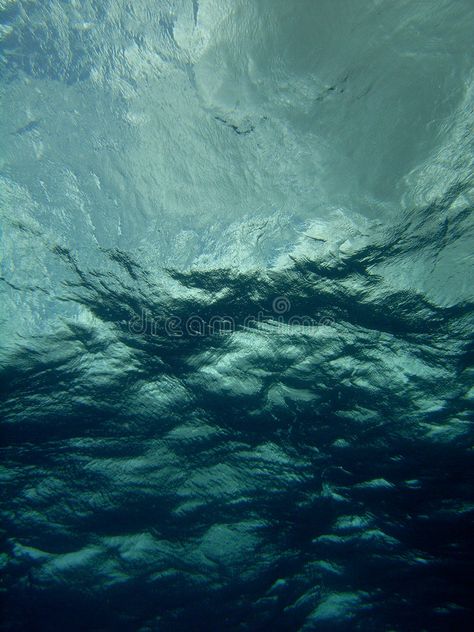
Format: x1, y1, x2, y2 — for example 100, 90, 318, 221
1, 1, 474, 630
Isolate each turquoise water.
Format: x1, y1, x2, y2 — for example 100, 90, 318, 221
1, 1, 474, 630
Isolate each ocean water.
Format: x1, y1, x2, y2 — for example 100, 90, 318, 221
1, 1, 473, 630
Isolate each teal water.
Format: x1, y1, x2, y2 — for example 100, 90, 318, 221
1, 1, 474, 630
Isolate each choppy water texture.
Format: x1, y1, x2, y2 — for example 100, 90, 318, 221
1, 1, 474, 630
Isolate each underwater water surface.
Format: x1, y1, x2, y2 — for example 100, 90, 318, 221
1, 1, 474, 630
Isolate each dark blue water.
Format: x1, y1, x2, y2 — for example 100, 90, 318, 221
1, 1, 474, 630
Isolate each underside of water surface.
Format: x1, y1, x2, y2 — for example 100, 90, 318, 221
1, 1, 474, 630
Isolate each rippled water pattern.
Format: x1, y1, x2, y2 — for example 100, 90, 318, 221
1, 1, 474, 630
